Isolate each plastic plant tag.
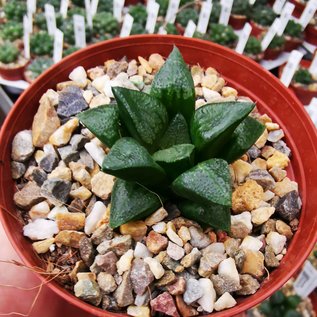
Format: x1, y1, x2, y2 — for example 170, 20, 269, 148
114, 0, 125, 22
277, 2, 295, 36
249, 0, 256, 4
23, 18, 31, 59
120, 13, 134, 37
85, 0, 93, 28
73, 14, 86, 48
27, 0, 36, 14
306, 98, 317, 125
235, 22, 252, 54
165, 0, 180, 24
158, 26, 167, 34
27, 11, 33, 34
147, 0, 155, 13
23, 14, 31, 34
197, 1, 213, 34
272, 0, 287, 14
184, 20, 197, 37
294, 260, 317, 298
309, 53, 317, 78
219, 0, 233, 26
261, 18, 281, 51
53, 29, 64, 63
45, 4, 57, 36
280, 50, 304, 87
60, 0, 69, 18
299, 0, 317, 29
91, 0, 99, 16
146, 2, 160, 34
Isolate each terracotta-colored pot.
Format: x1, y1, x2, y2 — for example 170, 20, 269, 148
229, 14, 247, 30
250, 20, 267, 37
264, 45, 285, 60
284, 35, 304, 52
1, 35, 317, 317
279, 59, 317, 105
310, 292, 317, 313
0, 61, 28, 81
175, 23, 185, 35
305, 24, 317, 46
244, 52, 265, 63
289, 0, 306, 18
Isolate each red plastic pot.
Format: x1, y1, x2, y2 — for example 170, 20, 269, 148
289, 0, 306, 18
305, 24, 317, 46
250, 20, 267, 37
0, 62, 28, 81
264, 45, 285, 60
229, 14, 248, 30
1, 35, 317, 317
284, 35, 304, 52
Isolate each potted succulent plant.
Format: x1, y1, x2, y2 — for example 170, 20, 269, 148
208, 23, 238, 48
243, 36, 264, 62
30, 31, 54, 57
284, 20, 304, 52
155, 22, 179, 35
0, 42, 28, 81
250, 5, 277, 36
1, 21, 23, 42
3, 0, 26, 22
229, 0, 251, 30
264, 34, 285, 60
92, 12, 119, 38
208, 1, 221, 24
34, 12, 63, 31
128, 4, 148, 27
305, 17, 317, 46
156, 0, 169, 17
175, 7, 199, 33
24, 56, 54, 83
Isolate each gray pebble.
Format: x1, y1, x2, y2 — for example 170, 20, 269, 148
11, 161, 26, 179
41, 178, 72, 206
70, 134, 89, 151
183, 278, 203, 305
58, 145, 80, 165
39, 153, 59, 172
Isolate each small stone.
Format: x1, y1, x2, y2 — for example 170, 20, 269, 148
11, 130, 34, 162
161, 253, 184, 273
145, 207, 168, 226
97, 273, 117, 294
218, 258, 240, 284
234, 249, 246, 271
69, 162, 91, 189
79, 150, 95, 170
202, 74, 218, 89
130, 259, 154, 295
189, 226, 211, 249
152, 222, 167, 234
230, 212, 252, 239
265, 122, 279, 131
267, 129, 284, 142
276, 220, 293, 239
255, 129, 268, 149
241, 250, 265, 278
97, 235, 132, 256
91, 223, 113, 245
55, 230, 85, 248
248, 169, 275, 190
171, 217, 200, 230
183, 278, 203, 305
251, 206, 275, 225
14, 181, 44, 210
240, 236, 263, 251
267, 150, 290, 170
264, 245, 280, 268
107, 60, 129, 79
146, 231, 168, 254
134, 242, 152, 259
201, 243, 225, 256
117, 249, 134, 275
48, 164, 72, 181
166, 222, 184, 247
266, 231, 287, 255
83, 90, 93, 104
90, 252, 118, 274
197, 278, 216, 313
119, 220, 147, 241
79, 236, 95, 266
181, 248, 201, 268
11, 161, 26, 179
57, 146, 80, 165
263, 190, 275, 202
144, 257, 165, 279
70, 186, 92, 200
261, 145, 276, 159
90, 171, 115, 200
30, 167, 47, 186
210, 275, 241, 296
70, 134, 89, 151
232, 180, 263, 213
84, 142, 105, 166
69, 66, 87, 86
224, 238, 240, 257
252, 158, 267, 170
214, 292, 237, 311
167, 277, 186, 295
87, 66, 104, 80
57, 86, 88, 118
269, 167, 287, 182
90, 94, 111, 108
114, 270, 134, 307
156, 270, 176, 287
32, 238, 55, 254
273, 140, 291, 157
69, 261, 87, 283
261, 219, 277, 235
127, 305, 150, 317
127, 60, 138, 76
77, 272, 96, 281
148, 53, 165, 71
202, 87, 221, 102
23, 218, 58, 240
49, 118, 79, 146
232, 160, 252, 184
150, 292, 179, 317
247, 145, 261, 160
32, 96, 60, 147
84, 201, 107, 235
29, 201, 50, 219
68, 198, 85, 213
56, 81, 85, 90
198, 252, 226, 278
167, 241, 185, 261
74, 279, 102, 306
275, 190, 301, 221
236, 274, 260, 295
178, 226, 191, 244
41, 178, 72, 206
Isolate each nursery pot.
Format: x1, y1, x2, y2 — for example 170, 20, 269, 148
229, 14, 248, 30
264, 45, 285, 60
284, 36, 304, 52
0, 62, 28, 81
1, 35, 317, 317
305, 24, 317, 46
250, 21, 267, 37
289, 0, 306, 18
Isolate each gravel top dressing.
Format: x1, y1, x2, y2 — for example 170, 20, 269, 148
10, 46, 301, 316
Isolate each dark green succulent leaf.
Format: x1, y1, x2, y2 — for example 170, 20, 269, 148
77, 104, 121, 148
110, 179, 162, 228
102, 137, 166, 186
190, 101, 255, 160
220, 116, 265, 163
159, 113, 191, 149
112, 86, 169, 152
152, 144, 195, 181
172, 158, 232, 206
151, 46, 195, 123
178, 200, 231, 232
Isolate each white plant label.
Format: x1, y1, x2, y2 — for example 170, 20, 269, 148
85, 0, 93, 28
53, 29, 64, 63
23, 28, 30, 59
23, 14, 31, 34
309, 53, 317, 78
235, 22, 252, 54
147, 0, 155, 13
272, 0, 286, 14
184, 20, 197, 37
120, 13, 134, 37
219, 0, 233, 26
27, 0, 36, 14
45, 4, 57, 36
60, 0, 69, 18
74, 14, 86, 48
249, 0, 256, 5
158, 26, 167, 34
261, 18, 281, 51
91, 0, 99, 16
197, 1, 212, 34
294, 261, 317, 297
146, 2, 160, 34
280, 50, 304, 87
306, 98, 317, 124
277, 2, 295, 36
299, 0, 317, 29
165, 0, 180, 24
114, 0, 125, 22
27, 11, 33, 34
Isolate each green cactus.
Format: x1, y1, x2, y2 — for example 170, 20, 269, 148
251, 5, 277, 27
193, 31, 207, 40
208, 23, 238, 46
91, 34, 113, 43
30, 31, 54, 56
156, 0, 169, 16
209, 1, 221, 24
268, 35, 285, 49
293, 68, 313, 85
68, 6, 86, 18
34, 12, 63, 30
232, 0, 251, 16
129, 4, 148, 26
131, 23, 147, 35
26, 57, 54, 81
61, 18, 92, 45
1, 21, 23, 41
92, 12, 119, 37
71, 0, 85, 7
0, 42, 19, 64
244, 36, 262, 55
176, 8, 199, 27
4, 0, 27, 22
37, 0, 61, 11
155, 22, 179, 35
284, 20, 303, 39
63, 46, 80, 57
98, 0, 113, 12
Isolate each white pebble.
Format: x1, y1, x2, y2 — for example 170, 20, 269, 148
92, 75, 111, 93
276, 254, 283, 261
218, 258, 240, 285
266, 232, 287, 255
167, 241, 185, 261
84, 201, 107, 235
251, 207, 275, 225
203, 242, 225, 254
144, 257, 165, 279
84, 142, 106, 166
134, 242, 152, 258
202, 87, 221, 102
240, 236, 263, 251
69, 66, 87, 86
29, 201, 50, 220
166, 225, 183, 247
47, 205, 69, 220
231, 212, 253, 231
197, 278, 216, 313
152, 222, 167, 234
117, 249, 134, 275
214, 292, 237, 311
23, 219, 59, 240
